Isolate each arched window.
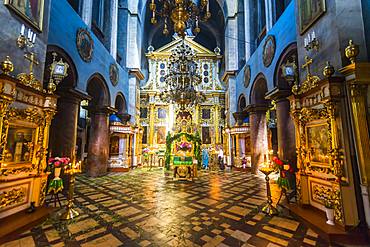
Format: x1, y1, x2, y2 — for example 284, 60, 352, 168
67, 0, 81, 14
92, 0, 111, 49
276, 0, 292, 21
257, 0, 266, 45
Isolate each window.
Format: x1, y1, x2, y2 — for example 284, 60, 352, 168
276, 0, 292, 21
256, 0, 266, 45
67, 0, 81, 14
92, 0, 111, 46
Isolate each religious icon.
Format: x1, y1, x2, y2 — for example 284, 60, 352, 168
298, 0, 326, 34
5, 0, 44, 31
202, 127, 211, 144
5, 127, 34, 163
156, 127, 167, 144
202, 109, 211, 119
263, 35, 276, 67
76, 28, 94, 62
158, 108, 167, 119
306, 123, 329, 165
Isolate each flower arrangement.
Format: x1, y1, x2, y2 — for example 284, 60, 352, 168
142, 147, 150, 158
48, 157, 71, 170
272, 156, 295, 190
176, 141, 192, 152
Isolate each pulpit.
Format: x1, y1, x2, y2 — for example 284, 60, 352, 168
0, 74, 57, 218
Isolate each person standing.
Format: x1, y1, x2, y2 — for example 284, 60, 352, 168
202, 148, 209, 170
218, 146, 224, 170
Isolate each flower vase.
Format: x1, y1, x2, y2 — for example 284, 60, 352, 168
54, 167, 62, 179
325, 208, 335, 225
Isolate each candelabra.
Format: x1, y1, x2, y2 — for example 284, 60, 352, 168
259, 165, 278, 216
149, 0, 211, 37
60, 161, 82, 220
304, 30, 319, 52
17, 24, 36, 49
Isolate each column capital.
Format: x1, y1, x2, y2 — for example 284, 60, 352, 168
245, 104, 269, 114
221, 70, 237, 83
265, 87, 292, 101
57, 87, 92, 103
89, 105, 117, 115
129, 68, 144, 81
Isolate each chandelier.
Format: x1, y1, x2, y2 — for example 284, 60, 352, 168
149, 0, 211, 37
160, 42, 206, 109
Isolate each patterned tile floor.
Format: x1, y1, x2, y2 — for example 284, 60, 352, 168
2, 169, 330, 247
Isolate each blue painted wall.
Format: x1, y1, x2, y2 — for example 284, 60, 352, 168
235, 1, 296, 106
48, 0, 129, 106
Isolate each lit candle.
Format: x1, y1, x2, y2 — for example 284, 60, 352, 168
307, 33, 311, 42
32, 33, 36, 43
27, 29, 31, 40
312, 30, 316, 40
304, 38, 307, 47
20, 24, 25, 35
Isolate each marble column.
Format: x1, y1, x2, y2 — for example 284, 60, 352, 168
87, 108, 110, 177
276, 98, 296, 163
249, 107, 268, 174
49, 90, 82, 161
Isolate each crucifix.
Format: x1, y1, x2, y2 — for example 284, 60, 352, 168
24, 52, 39, 77
302, 55, 313, 77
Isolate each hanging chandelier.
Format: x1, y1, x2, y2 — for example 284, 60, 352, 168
159, 42, 206, 109
149, 0, 211, 37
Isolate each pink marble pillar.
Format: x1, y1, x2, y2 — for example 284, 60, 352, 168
49, 91, 81, 160
249, 108, 268, 174
276, 98, 296, 164
87, 109, 110, 177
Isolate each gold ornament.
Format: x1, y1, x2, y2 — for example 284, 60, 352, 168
1, 56, 14, 75
345, 40, 359, 64
323, 61, 335, 78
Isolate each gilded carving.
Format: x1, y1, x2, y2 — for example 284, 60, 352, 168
0, 187, 26, 209
39, 179, 47, 206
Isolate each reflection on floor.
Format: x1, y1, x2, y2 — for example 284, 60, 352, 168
1, 169, 328, 247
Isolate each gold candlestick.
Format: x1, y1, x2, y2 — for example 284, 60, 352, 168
60, 162, 81, 220
259, 166, 278, 216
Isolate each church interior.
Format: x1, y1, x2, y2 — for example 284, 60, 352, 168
1, 0, 370, 246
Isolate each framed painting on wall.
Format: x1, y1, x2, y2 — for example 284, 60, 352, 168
4, 0, 45, 31
298, 0, 326, 34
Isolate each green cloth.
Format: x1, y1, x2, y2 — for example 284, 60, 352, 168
48, 178, 64, 194
173, 156, 193, 166
277, 177, 291, 190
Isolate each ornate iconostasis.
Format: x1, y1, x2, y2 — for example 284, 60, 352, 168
139, 37, 226, 158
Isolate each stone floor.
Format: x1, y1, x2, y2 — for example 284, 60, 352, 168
1, 169, 330, 247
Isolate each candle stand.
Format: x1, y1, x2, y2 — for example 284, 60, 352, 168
60, 162, 81, 220
259, 167, 278, 216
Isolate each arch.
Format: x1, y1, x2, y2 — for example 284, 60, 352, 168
237, 94, 247, 112
250, 73, 268, 105
44, 45, 78, 89
86, 73, 111, 107
115, 92, 127, 114
273, 42, 298, 89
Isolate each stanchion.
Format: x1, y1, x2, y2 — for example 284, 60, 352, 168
259, 166, 278, 216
